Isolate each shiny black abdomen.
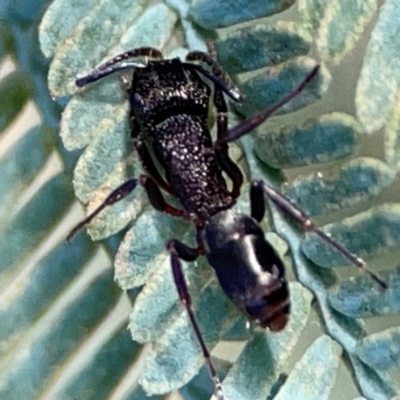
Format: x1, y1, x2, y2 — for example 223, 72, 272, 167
203, 209, 289, 331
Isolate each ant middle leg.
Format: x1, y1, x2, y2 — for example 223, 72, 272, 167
250, 180, 387, 289
167, 235, 224, 400
67, 175, 183, 241
213, 89, 243, 199
188, 45, 244, 198
216, 65, 320, 146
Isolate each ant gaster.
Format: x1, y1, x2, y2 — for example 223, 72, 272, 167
68, 45, 386, 399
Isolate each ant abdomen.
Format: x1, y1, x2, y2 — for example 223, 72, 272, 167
203, 209, 290, 331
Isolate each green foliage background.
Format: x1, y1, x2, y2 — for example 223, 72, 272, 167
1, 1, 399, 399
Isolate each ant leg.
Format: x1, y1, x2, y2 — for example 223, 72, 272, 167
76, 47, 163, 87
97, 47, 163, 70
135, 139, 176, 196
250, 181, 265, 223
251, 180, 387, 289
140, 176, 183, 217
216, 66, 320, 146
182, 63, 241, 102
184, 42, 241, 102
187, 43, 243, 197
186, 45, 226, 81
76, 62, 145, 87
131, 119, 176, 196
67, 178, 139, 241
213, 89, 243, 198
67, 175, 182, 241
167, 238, 224, 400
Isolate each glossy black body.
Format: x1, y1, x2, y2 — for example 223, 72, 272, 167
203, 209, 289, 331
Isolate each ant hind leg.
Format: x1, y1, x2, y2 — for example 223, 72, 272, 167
251, 180, 387, 289
167, 238, 224, 400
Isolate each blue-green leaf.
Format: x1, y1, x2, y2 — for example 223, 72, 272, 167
72, 107, 129, 204
222, 282, 312, 400
255, 112, 362, 168
0, 125, 51, 225
140, 282, 236, 395
41, 327, 142, 400
46, 1, 177, 95
283, 158, 396, 217
128, 256, 213, 344
384, 93, 400, 171
0, 174, 74, 283
71, 106, 146, 240
348, 355, 397, 400
109, 2, 178, 56
39, 0, 99, 58
355, 0, 400, 134
329, 266, 400, 318
274, 335, 340, 400
301, 0, 377, 64
0, 231, 96, 357
298, 0, 330, 31
302, 204, 400, 268
356, 327, 400, 371
215, 21, 312, 75
60, 82, 127, 150
0, 0, 49, 22
0, 22, 12, 61
128, 256, 181, 343
0, 269, 119, 399
189, 0, 295, 30
235, 57, 330, 118
115, 208, 190, 289
0, 71, 33, 133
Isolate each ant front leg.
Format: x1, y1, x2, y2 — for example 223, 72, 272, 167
67, 175, 183, 241
76, 47, 164, 87
186, 42, 229, 85
184, 43, 241, 102
166, 237, 224, 400
250, 180, 387, 289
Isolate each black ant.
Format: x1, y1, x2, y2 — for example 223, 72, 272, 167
68, 45, 386, 399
